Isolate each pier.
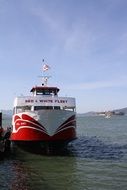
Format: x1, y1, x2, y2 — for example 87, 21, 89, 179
0, 112, 11, 155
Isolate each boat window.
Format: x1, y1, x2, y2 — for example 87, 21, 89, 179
54, 106, 60, 110
44, 90, 50, 95
36, 89, 58, 96
23, 106, 31, 111
36, 92, 43, 95
15, 106, 31, 113
63, 107, 75, 112
16, 107, 23, 114
34, 106, 60, 110
34, 106, 52, 110
36, 90, 50, 95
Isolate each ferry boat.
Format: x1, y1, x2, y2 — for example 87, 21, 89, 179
11, 64, 77, 149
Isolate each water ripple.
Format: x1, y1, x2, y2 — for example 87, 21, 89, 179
67, 136, 127, 160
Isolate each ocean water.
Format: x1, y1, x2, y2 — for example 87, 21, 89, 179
0, 116, 127, 190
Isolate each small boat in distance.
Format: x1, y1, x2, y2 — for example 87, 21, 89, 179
10, 63, 77, 150
105, 112, 111, 119
105, 114, 111, 119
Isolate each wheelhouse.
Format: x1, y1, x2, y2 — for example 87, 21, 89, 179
30, 86, 59, 96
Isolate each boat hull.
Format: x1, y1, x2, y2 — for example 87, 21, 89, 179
11, 110, 76, 146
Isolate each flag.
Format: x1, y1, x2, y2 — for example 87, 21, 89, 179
43, 64, 50, 71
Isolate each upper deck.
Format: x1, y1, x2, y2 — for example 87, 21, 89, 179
13, 85, 76, 113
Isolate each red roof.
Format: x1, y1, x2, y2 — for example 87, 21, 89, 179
30, 86, 60, 92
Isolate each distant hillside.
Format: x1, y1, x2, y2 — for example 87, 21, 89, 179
78, 107, 127, 116
1, 107, 127, 118
113, 107, 127, 115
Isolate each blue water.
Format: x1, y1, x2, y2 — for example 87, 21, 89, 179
0, 116, 127, 190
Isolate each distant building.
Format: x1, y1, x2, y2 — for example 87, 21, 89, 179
97, 111, 124, 116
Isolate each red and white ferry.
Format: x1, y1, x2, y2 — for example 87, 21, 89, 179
11, 65, 76, 149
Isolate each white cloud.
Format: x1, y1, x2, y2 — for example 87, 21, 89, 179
29, 4, 98, 55
63, 23, 95, 53
30, 5, 67, 37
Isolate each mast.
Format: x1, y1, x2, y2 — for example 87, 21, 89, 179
40, 59, 51, 86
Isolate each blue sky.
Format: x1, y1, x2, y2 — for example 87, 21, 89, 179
0, 0, 127, 113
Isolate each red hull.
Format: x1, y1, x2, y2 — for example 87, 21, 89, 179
11, 127, 76, 141
11, 113, 76, 143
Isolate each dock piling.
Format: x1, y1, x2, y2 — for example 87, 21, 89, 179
0, 112, 2, 128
